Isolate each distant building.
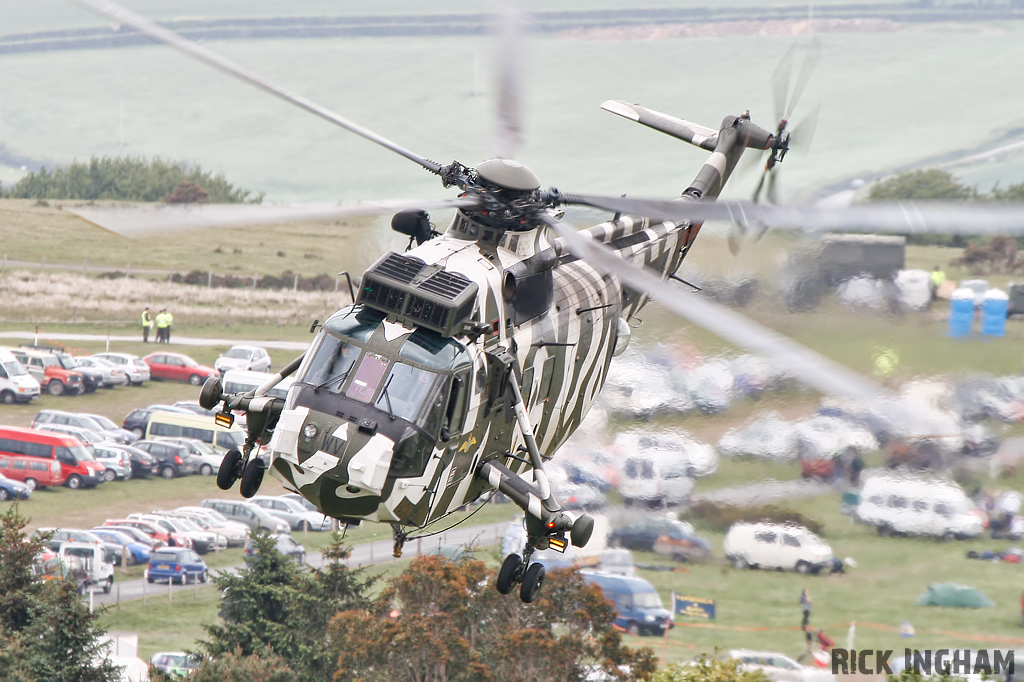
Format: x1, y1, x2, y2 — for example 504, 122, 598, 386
820, 234, 906, 285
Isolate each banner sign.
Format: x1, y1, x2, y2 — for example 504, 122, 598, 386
672, 593, 716, 620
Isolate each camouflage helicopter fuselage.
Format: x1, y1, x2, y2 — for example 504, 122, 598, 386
267, 210, 700, 528
266, 112, 758, 530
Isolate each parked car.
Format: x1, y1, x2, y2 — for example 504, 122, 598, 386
129, 513, 221, 553
90, 353, 150, 386
74, 356, 129, 387
102, 443, 159, 478
580, 571, 674, 636
59, 542, 115, 593
150, 652, 198, 677
0, 452, 66, 489
121, 404, 194, 438
35, 527, 122, 566
0, 348, 41, 404
103, 518, 191, 549
221, 369, 294, 398
0, 426, 105, 489
131, 440, 197, 479
723, 522, 834, 574
153, 437, 222, 476
94, 524, 160, 550
249, 495, 330, 531
854, 474, 985, 540
200, 499, 291, 534
174, 506, 251, 546
48, 350, 104, 392
0, 472, 31, 501
244, 532, 306, 564
32, 409, 136, 444
164, 509, 247, 547
4, 346, 85, 396
146, 547, 208, 584
617, 449, 695, 508
146, 412, 246, 454
143, 352, 219, 385
723, 650, 834, 682
608, 518, 710, 561
215, 345, 272, 374
92, 444, 132, 481
88, 528, 151, 565
33, 552, 90, 594
615, 430, 717, 478
172, 400, 217, 416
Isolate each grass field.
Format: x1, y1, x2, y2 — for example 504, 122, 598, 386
4, 4, 1024, 205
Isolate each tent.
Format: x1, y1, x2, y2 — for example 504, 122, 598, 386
915, 583, 994, 609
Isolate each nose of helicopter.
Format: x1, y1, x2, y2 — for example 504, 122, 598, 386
267, 406, 397, 519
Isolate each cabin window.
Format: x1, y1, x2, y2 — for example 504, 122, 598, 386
754, 531, 777, 544
445, 371, 469, 434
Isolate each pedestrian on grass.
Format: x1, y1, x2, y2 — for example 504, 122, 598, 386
164, 309, 173, 343
155, 309, 169, 343
141, 307, 153, 343
801, 587, 812, 628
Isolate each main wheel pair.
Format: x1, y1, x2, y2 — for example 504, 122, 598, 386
495, 554, 545, 603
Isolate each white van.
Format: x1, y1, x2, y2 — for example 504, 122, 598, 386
618, 450, 696, 508
60, 542, 115, 593
723, 522, 834, 574
146, 412, 246, 454
0, 349, 41, 404
854, 474, 984, 540
221, 369, 294, 399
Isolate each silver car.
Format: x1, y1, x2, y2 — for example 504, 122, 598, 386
74, 356, 129, 387
250, 495, 330, 531
91, 353, 150, 386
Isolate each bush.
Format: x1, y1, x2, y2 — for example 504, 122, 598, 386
687, 500, 825, 536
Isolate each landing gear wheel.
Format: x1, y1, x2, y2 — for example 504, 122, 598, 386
217, 449, 242, 490
239, 458, 265, 498
496, 553, 523, 595
571, 514, 595, 548
519, 562, 545, 603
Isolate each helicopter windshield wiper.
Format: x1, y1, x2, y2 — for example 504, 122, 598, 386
314, 369, 350, 394
379, 375, 396, 421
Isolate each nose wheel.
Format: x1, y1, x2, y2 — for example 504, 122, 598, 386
215, 446, 265, 498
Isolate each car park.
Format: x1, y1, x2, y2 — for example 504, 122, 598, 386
49, 351, 103, 392
131, 440, 197, 479
143, 352, 219, 385
608, 518, 710, 561
200, 499, 291, 533
0, 426, 105, 489
153, 437, 222, 476
128, 513, 221, 553
855, 474, 985, 540
5, 347, 85, 396
88, 528, 151, 565
103, 518, 191, 549
91, 353, 150, 386
244, 532, 306, 564
580, 571, 674, 636
724, 522, 834, 574
215, 345, 272, 374
146, 547, 208, 584
0, 348, 41, 404
74, 356, 129, 387
249, 495, 330, 531
32, 409, 136, 444
617, 449, 695, 508
0, 471, 31, 501
35, 528, 122, 565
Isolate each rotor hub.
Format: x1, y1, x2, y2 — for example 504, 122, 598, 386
474, 158, 541, 191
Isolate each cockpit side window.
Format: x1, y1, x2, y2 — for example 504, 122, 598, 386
445, 370, 469, 434
298, 334, 362, 393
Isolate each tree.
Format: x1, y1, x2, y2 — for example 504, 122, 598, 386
648, 652, 771, 682
199, 528, 373, 681
0, 505, 121, 682
150, 646, 297, 682
165, 180, 210, 204
327, 554, 657, 682
867, 169, 976, 201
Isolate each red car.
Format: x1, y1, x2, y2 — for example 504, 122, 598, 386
142, 353, 218, 385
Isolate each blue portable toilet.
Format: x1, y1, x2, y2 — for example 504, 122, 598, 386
981, 289, 1009, 337
949, 288, 975, 338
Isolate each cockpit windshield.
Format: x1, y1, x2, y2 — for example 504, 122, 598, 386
373, 362, 444, 431
301, 335, 362, 393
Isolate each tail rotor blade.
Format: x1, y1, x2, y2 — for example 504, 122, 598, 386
791, 103, 821, 153
772, 44, 796, 123
785, 37, 823, 120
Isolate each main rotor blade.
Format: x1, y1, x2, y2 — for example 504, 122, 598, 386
71, 0, 443, 175
68, 197, 480, 238
541, 213, 883, 403
554, 193, 1024, 237
493, 0, 525, 160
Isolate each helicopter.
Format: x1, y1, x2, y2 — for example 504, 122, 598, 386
67, 0, 1024, 603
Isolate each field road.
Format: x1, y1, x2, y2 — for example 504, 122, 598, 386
0, 331, 309, 352
93, 520, 509, 607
